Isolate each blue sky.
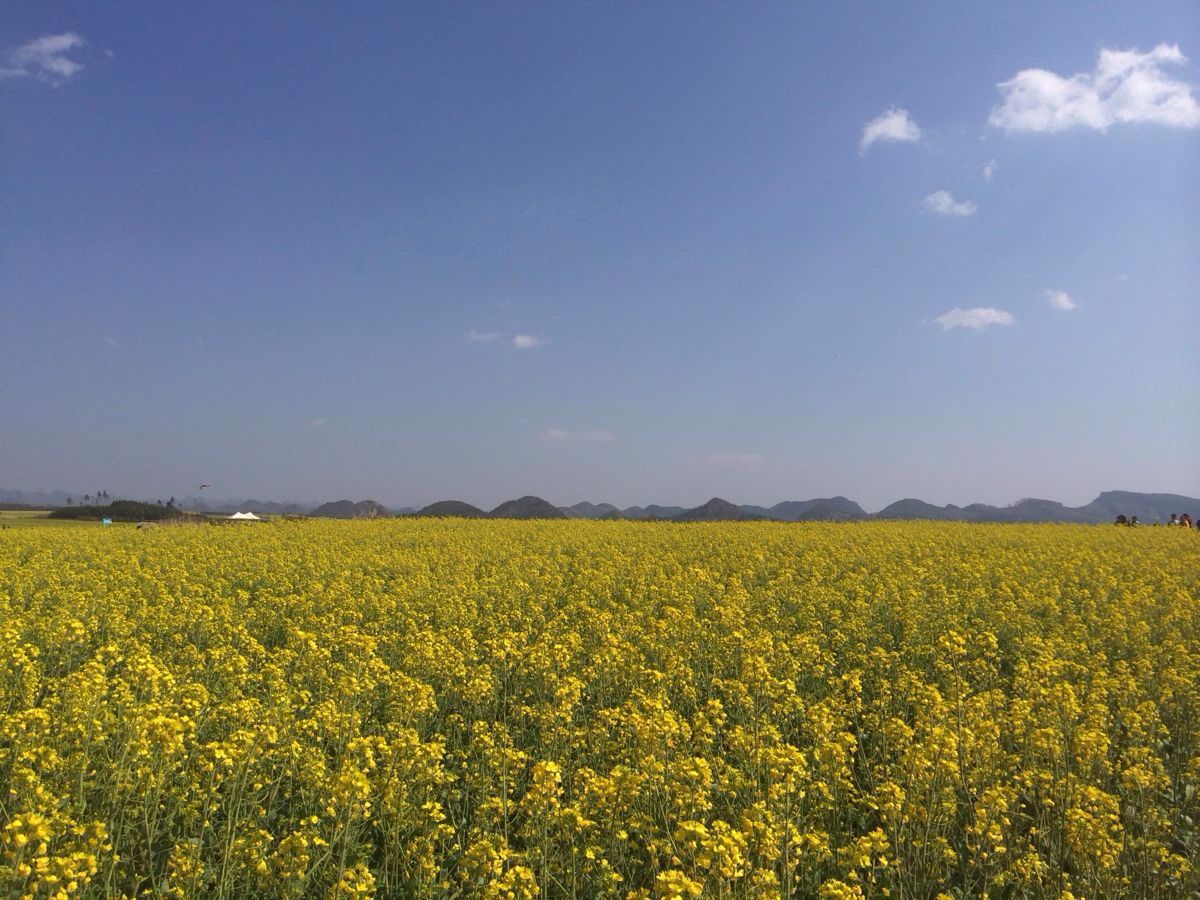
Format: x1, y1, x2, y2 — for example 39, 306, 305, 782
3, 3, 1197, 511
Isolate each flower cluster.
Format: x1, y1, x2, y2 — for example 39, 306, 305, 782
1, 519, 1197, 896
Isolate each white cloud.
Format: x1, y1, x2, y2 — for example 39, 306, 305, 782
1, 33, 86, 82
465, 329, 502, 343
1044, 289, 1079, 311
540, 428, 614, 443
982, 159, 997, 181
923, 190, 977, 217
859, 107, 921, 154
989, 43, 1200, 133
468, 330, 548, 349
934, 307, 1015, 330
708, 452, 765, 467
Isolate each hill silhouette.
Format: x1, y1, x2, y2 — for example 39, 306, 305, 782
415, 500, 487, 518
741, 497, 866, 520
563, 501, 621, 519
796, 501, 861, 521
980, 498, 1089, 523
874, 499, 953, 520
622, 504, 686, 520
489, 496, 567, 519
673, 498, 763, 522
1077, 491, 1200, 524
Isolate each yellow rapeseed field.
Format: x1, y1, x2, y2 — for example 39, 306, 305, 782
1, 519, 1198, 898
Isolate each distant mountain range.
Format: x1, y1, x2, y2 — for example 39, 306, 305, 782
865, 492, 1200, 524
571, 491, 1200, 524
181, 497, 315, 515
4, 488, 1197, 524
407, 490, 1200, 523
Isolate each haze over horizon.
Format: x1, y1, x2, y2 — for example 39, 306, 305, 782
4, 4, 1198, 512
7, 485, 1200, 521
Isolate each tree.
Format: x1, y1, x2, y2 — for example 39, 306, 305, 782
84, 494, 91, 504
66, 496, 73, 506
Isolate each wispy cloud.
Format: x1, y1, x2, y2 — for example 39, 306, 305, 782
540, 428, 615, 443
859, 107, 921, 154
982, 159, 997, 182
707, 452, 765, 467
465, 329, 502, 343
467, 329, 548, 349
934, 307, 1015, 330
923, 190, 977, 217
1, 33, 86, 83
308, 417, 329, 430
990, 43, 1200, 133
1044, 289, 1079, 311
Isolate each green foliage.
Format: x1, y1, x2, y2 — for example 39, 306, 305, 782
48, 500, 192, 522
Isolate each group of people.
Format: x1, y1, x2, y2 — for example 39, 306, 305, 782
1114, 513, 1194, 527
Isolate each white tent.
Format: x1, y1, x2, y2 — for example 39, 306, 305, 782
228, 511, 262, 521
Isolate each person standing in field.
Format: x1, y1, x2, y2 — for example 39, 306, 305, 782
1168, 514, 1179, 526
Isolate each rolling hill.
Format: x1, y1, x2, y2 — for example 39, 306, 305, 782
622, 504, 687, 520
672, 498, 764, 522
740, 497, 867, 520
873, 498, 954, 520
489, 496, 567, 519
414, 500, 488, 518
563, 501, 622, 519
